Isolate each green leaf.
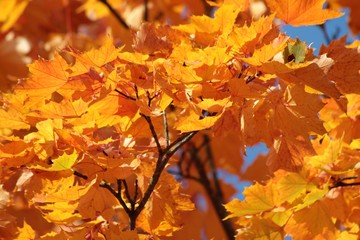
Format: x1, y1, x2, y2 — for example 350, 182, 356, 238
283, 38, 307, 63
31, 150, 78, 171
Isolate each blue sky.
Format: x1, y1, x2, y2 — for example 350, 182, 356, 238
282, 9, 359, 54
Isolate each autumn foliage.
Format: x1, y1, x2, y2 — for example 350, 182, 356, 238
1, 0, 360, 239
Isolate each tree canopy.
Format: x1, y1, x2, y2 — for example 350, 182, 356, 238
0, 0, 360, 239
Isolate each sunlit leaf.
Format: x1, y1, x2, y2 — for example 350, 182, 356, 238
265, 0, 343, 26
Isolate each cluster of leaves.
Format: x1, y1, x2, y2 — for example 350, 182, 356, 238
1, 0, 360, 239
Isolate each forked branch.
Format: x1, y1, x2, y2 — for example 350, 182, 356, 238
101, 112, 197, 230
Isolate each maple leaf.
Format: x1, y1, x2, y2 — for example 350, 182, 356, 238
175, 109, 224, 133
265, 0, 343, 26
0, 107, 29, 130
1, 0, 360, 239
17, 221, 36, 240
225, 182, 278, 218
67, 38, 119, 77
320, 36, 360, 95
30, 150, 78, 172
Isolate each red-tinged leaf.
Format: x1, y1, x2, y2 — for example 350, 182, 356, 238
260, 55, 347, 110
320, 36, 360, 94
0, 141, 35, 169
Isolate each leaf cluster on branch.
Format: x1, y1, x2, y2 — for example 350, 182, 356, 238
0, 0, 360, 239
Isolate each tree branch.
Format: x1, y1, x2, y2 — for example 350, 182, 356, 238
99, 0, 129, 29
319, 24, 331, 45
115, 89, 136, 101
168, 169, 202, 183
330, 181, 360, 189
73, 170, 88, 180
163, 111, 170, 147
203, 135, 224, 200
141, 114, 163, 155
134, 131, 197, 220
189, 142, 236, 240
100, 181, 131, 215
144, 0, 149, 21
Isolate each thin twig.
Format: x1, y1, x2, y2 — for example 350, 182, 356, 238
100, 181, 131, 215
163, 111, 170, 147
122, 180, 133, 204
134, 85, 139, 99
330, 181, 360, 189
141, 114, 163, 155
115, 89, 136, 101
144, 0, 149, 21
319, 24, 331, 45
73, 170, 88, 180
99, 0, 129, 29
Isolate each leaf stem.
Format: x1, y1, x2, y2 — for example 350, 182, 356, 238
100, 181, 131, 215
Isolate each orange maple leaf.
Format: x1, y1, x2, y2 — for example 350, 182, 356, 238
265, 0, 343, 26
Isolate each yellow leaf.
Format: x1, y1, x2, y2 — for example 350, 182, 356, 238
293, 185, 328, 211
0, 0, 29, 32
277, 172, 309, 204
0, 108, 29, 130
225, 183, 277, 218
175, 110, 223, 133
243, 35, 289, 66
34, 176, 95, 203
17, 221, 35, 240
236, 217, 284, 240
31, 150, 78, 171
33, 98, 89, 119
306, 137, 342, 168
176, 4, 240, 36
42, 202, 82, 224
